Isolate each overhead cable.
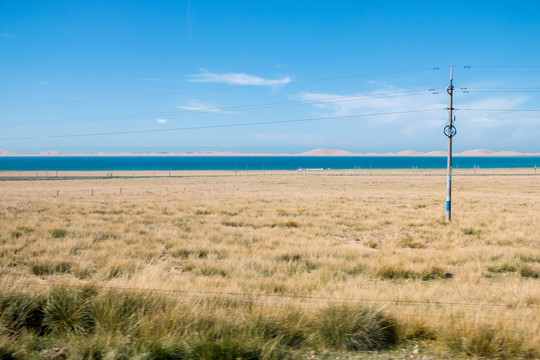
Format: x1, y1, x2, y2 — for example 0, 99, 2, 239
0, 88, 442, 127
0, 108, 443, 141
0, 67, 440, 107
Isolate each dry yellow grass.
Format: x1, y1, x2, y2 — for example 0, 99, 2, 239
1, 170, 539, 357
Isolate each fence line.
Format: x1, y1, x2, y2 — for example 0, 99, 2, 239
1, 283, 538, 335
1, 167, 539, 180
3, 281, 539, 311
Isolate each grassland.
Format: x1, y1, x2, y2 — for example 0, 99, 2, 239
1, 170, 539, 359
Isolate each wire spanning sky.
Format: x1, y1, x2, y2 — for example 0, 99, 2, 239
1, 1, 540, 154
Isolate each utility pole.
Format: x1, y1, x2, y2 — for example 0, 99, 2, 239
444, 66, 457, 222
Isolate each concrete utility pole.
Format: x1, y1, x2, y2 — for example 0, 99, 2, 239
444, 66, 457, 222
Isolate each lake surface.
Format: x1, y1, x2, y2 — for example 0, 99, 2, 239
0, 156, 539, 171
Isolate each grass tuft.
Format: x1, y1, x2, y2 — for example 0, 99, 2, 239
43, 287, 95, 335
93, 290, 148, 333
248, 310, 306, 348
487, 262, 518, 273
311, 304, 398, 351
92, 231, 116, 243
0, 292, 46, 333
0, 342, 22, 360
171, 249, 191, 259
519, 264, 540, 279
50, 229, 68, 239
190, 336, 290, 360
377, 265, 452, 281
144, 341, 189, 360
400, 319, 436, 341
280, 221, 299, 228
277, 254, 302, 262
344, 264, 366, 276
200, 266, 228, 277
221, 221, 245, 227
444, 321, 524, 358
461, 227, 481, 236
516, 254, 540, 263
30, 261, 72, 276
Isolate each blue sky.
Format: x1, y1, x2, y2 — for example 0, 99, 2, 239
1, 0, 540, 153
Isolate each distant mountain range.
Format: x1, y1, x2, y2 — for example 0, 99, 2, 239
1, 148, 540, 157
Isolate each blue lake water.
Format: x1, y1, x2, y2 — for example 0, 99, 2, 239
0, 156, 539, 171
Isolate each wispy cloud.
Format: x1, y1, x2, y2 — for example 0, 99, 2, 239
295, 87, 444, 120
186, 71, 291, 86
295, 86, 450, 142
0, 33, 16, 39
295, 86, 535, 137
456, 96, 530, 127
156, 119, 168, 124
178, 99, 235, 114
289, 81, 539, 151
452, 96, 538, 149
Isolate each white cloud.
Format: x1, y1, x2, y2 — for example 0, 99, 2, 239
295, 87, 445, 122
455, 96, 531, 128
178, 99, 235, 114
457, 95, 527, 114
294, 86, 536, 133
156, 119, 167, 123
286, 82, 540, 152
505, 128, 540, 142
186, 71, 291, 86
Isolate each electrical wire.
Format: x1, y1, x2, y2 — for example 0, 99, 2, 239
0, 88, 443, 127
457, 65, 540, 68
464, 87, 540, 90
456, 108, 540, 112
0, 108, 443, 141
465, 90, 540, 93
0, 67, 441, 107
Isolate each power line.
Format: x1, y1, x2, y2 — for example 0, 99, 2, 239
3, 66, 539, 108
457, 65, 540, 68
464, 87, 540, 90
457, 108, 540, 112
457, 86, 540, 94
0, 88, 442, 127
289, 67, 441, 84
465, 90, 540, 93
0, 67, 440, 107
0, 108, 443, 141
